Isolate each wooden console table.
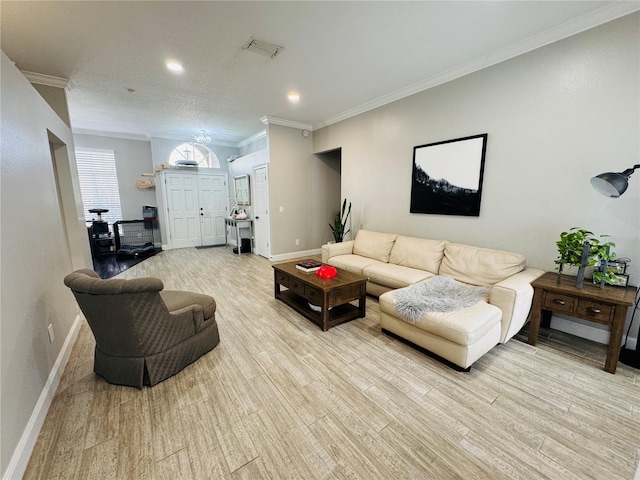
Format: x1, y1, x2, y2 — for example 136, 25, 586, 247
527, 271, 637, 374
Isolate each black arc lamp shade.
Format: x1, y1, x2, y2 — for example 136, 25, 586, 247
590, 164, 640, 197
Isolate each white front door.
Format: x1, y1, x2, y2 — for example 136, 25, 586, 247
198, 174, 228, 246
253, 164, 270, 258
164, 172, 228, 249
165, 172, 200, 249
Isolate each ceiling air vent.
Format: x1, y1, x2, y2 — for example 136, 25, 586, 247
243, 37, 283, 58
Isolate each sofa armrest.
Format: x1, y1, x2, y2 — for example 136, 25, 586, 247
321, 240, 355, 262
490, 268, 545, 343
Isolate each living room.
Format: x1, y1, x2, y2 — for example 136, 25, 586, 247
2, 2, 639, 479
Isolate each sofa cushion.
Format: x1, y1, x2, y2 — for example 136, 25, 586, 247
379, 289, 501, 346
439, 243, 525, 286
327, 254, 383, 275
389, 235, 447, 274
363, 263, 434, 289
353, 230, 398, 263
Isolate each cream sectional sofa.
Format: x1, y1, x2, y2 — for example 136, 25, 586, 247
321, 230, 543, 370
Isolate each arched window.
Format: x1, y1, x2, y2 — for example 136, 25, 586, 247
169, 142, 220, 168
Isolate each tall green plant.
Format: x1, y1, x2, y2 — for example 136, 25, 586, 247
329, 199, 351, 242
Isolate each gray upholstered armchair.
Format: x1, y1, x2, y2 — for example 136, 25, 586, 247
64, 269, 219, 388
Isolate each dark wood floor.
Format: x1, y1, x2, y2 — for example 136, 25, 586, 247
92, 249, 161, 279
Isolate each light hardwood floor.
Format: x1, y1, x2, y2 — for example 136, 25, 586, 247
24, 247, 640, 479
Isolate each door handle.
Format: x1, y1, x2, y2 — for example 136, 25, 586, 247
587, 307, 601, 314
255, 216, 260, 219
553, 299, 565, 305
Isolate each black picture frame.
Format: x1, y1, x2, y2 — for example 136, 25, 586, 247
410, 133, 488, 216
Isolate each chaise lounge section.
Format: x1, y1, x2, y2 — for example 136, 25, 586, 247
322, 230, 543, 369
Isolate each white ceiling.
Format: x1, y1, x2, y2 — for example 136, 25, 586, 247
2, 1, 638, 146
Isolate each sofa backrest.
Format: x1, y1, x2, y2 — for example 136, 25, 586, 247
353, 230, 398, 263
439, 243, 526, 286
389, 235, 448, 274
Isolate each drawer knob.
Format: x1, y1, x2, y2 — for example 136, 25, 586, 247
587, 307, 601, 314
553, 299, 566, 306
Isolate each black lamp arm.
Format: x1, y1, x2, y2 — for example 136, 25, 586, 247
621, 164, 640, 177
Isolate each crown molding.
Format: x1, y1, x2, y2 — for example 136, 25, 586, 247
21, 71, 75, 91
314, 3, 640, 131
261, 116, 313, 131
73, 129, 244, 148
238, 129, 267, 148
72, 129, 150, 142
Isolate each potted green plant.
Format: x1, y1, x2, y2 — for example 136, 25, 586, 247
555, 227, 616, 287
329, 199, 351, 243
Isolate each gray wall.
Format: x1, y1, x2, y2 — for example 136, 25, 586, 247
1, 51, 90, 477
73, 134, 157, 221
268, 124, 342, 254
313, 14, 640, 342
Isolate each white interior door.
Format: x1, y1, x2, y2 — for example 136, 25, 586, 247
164, 172, 200, 249
253, 164, 270, 258
198, 174, 228, 246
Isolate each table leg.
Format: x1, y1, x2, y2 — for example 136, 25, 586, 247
236, 223, 241, 255
527, 287, 543, 346
273, 272, 281, 299
605, 308, 626, 374
358, 282, 366, 318
321, 292, 330, 331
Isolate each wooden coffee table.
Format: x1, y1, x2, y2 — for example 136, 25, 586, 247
273, 260, 368, 331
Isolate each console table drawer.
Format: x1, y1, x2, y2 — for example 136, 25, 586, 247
576, 300, 613, 325
275, 272, 290, 287
305, 286, 323, 304
289, 278, 305, 296
543, 292, 576, 314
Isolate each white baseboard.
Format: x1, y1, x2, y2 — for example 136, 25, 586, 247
270, 248, 322, 262
551, 314, 637, 349
2, 315, 82, 480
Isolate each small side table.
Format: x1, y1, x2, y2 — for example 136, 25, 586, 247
224, 217, 253, 255
527, 271, 637, 374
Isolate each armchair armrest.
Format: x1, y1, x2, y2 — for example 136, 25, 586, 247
321, 240, 355, 262
490, 268, 545, 343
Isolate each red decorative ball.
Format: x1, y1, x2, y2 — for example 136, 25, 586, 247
315, 265, 337, 279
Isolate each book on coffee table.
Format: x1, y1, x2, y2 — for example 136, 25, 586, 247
296, 259, 323, 272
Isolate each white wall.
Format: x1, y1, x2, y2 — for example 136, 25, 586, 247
228, 149, 268, 218
1, 51, 90, 478
313, 15, 640, 342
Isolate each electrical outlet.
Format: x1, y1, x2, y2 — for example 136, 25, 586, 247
295, 239, 300, 245
279, 206, 284, 213
47, 324, 55, 343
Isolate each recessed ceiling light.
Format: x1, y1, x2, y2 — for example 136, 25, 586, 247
288, 92, 300, 103
166, 61, 184, 73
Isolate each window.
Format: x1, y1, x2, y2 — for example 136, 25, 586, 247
75, 148, 122, 224
169, 142, 220, 168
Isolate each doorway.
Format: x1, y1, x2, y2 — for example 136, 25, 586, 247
253, 164, 270, 258
162, 171, 228, 249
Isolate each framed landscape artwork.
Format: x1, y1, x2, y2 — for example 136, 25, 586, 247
410, 133, 488, 216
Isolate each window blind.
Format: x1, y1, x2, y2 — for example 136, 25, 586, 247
75, 148, 122, 224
